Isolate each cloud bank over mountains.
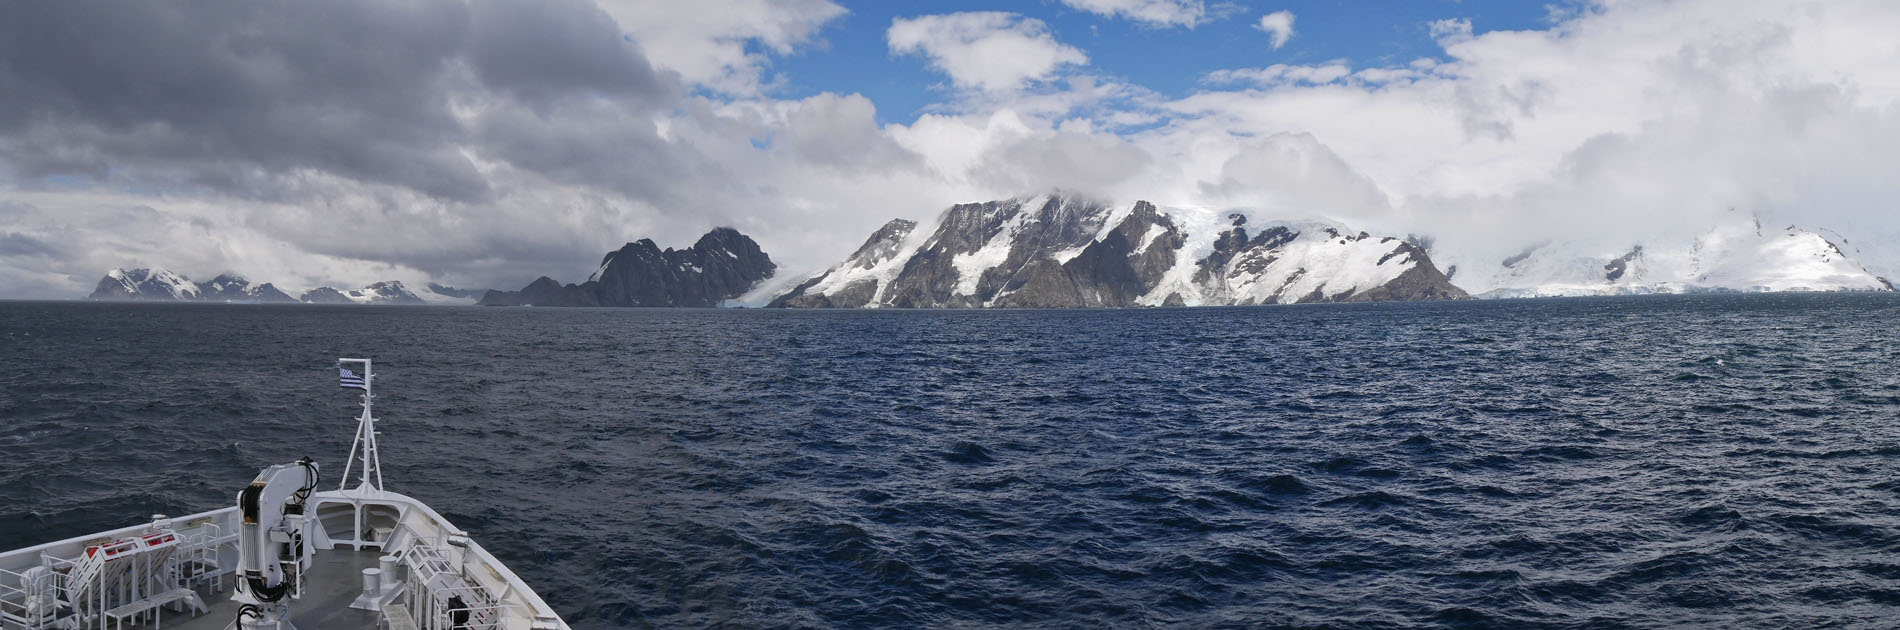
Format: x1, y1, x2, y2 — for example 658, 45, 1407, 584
1, 0, 1897, 298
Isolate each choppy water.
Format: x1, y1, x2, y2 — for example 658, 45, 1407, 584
4, 295, 1900, 628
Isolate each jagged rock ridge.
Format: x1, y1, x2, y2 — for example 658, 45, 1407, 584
479, 227, 776, 307
771, 195, 1466, 308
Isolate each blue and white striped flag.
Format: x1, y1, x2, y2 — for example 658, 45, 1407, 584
339, 367, 367, 390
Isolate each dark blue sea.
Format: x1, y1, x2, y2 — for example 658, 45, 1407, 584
4, 295, 1900, 628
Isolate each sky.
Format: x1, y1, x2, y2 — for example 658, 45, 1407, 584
2, 0, 1899, 298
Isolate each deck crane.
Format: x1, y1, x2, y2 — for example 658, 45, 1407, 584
227, 457, 319, 630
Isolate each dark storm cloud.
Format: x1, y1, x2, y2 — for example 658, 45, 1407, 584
468, 0, 669, 111
0, 0, 676, 202
472, 102, 695, 206
0, 232, 62, 259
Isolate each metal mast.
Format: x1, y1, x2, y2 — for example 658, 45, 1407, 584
336, 357, 384, 494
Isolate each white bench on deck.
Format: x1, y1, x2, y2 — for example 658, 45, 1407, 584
103, 588, 206, 630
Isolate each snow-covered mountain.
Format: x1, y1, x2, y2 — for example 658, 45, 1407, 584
298, 281, 426, 305
770, 195, 1465, 308
89, 268, 295, 302
195, 273, 297, 302
86, 268, 431, 304
90, 268, 201, 300
1455, 216, 1893, 297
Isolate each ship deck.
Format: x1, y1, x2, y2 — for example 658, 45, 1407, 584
3, 491, 567, 629
146, 548, 383, 630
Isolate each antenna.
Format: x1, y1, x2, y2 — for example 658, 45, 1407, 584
336, 358, 384, 494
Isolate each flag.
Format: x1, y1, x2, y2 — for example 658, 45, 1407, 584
340, 367, 367, 390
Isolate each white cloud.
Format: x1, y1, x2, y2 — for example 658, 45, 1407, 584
1058, 0, 1205, 27
1151, 0, 1900, 279
888, 12, 1088, 93
1197, 132, 1394, 223
1257, 10, 1296, 49
1204, 62, 1352, 86
594, 0, 847, 95
1428, 18, 1473, 46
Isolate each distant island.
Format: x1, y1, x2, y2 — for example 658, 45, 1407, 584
88, 269, 455, 305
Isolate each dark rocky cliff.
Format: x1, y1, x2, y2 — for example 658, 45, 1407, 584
480, 228, 775, 307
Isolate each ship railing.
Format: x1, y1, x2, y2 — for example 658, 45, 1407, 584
424, 593, 515, 630
389, 577, 515, 630
397, 542, 509, 630
176, 522, 230, 592
0, 563, 72, 630
13, 526, 217, 629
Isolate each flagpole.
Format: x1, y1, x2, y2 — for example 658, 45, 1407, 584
365, 360, 382, 491
337, 357, 381, 495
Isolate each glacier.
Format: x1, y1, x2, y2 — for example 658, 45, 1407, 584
1452, 215, 1893, 298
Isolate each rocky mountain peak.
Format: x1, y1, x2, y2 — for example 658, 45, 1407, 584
773, 197, 1466, 309
481, 228, 775, 307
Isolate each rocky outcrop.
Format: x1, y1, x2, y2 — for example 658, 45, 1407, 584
479, 228, 775, 307
771, 195, 1468, 308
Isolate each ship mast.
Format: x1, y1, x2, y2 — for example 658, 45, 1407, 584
336, 357, 385, 495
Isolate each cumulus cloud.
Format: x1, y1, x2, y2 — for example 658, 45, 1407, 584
592, 0, 846, 95
1257, 11, 1296, 49
888, 12, 1089, 93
